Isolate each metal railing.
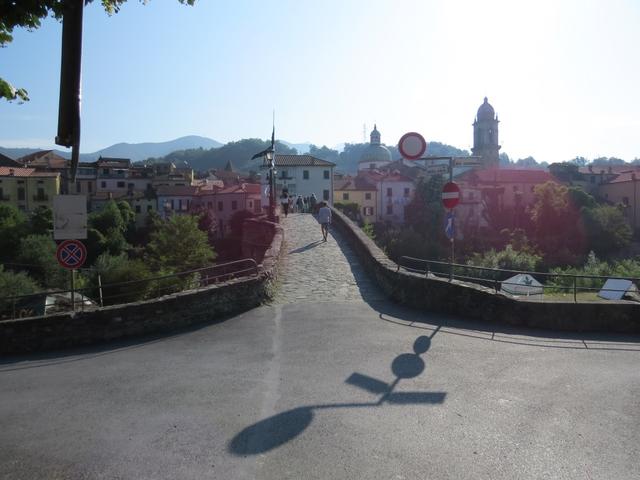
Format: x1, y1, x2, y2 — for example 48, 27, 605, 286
397, 256, 640, 303
0, 258, 259, 321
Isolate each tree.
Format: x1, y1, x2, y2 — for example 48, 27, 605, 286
91, 252, 153, 305
88, 200, 130, 256
145, 214, 215, 273
0, 0, 195, 102
16, 234, 68, 289
582, 205, 632, 256
29, 205, 53, 235
308, 145, 339, 164
0, 265, 41, 315
0, 204, 28, 262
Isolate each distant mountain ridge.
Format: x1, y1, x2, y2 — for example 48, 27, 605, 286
0, 135, 222, 162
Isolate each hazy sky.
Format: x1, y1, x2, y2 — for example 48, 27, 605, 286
1, 0, 639, 163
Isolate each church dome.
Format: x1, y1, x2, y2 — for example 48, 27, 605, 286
477, 97, 495, 121
359, 124, 392, 165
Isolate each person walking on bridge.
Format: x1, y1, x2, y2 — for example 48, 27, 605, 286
318, 201, 332, 242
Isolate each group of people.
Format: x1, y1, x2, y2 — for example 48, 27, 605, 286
279, 192, 318, 216
279, 191, 332, 242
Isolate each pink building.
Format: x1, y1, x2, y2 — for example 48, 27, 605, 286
194, 183, 262, 236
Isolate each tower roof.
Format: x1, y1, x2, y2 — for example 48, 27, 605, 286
477, 97, 496, 121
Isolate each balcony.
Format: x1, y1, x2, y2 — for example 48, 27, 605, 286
33, 195, 49, 202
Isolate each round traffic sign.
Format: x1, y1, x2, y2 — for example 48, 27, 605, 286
56, 239, 87, 270
442, 182, 461, 209
398, 132, 427, 160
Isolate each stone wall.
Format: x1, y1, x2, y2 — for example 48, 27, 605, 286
0, 224, 284, 355
331, 207, 640, 333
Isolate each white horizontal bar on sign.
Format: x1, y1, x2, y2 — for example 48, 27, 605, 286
442, 192, 460, 199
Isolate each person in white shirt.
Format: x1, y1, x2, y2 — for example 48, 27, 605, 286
317, 201, 332, 242
280, 192, 290, 217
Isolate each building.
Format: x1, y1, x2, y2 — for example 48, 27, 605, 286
358, 125, 392, 171
333, 175, 378, 223
472, 97, 501, 169
18, 150, 70, 193
360, 169, 414, 223
0, 153, 21, 167
156, 185, 199, 218
0, 167, 60, 212
598, 169, 640, 234
195, 183, 262, 236
264, 154, 335, 206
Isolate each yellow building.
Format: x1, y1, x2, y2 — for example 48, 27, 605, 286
0, 167, 60, 212
333, 175, 378, 223
598, 170, 640, 234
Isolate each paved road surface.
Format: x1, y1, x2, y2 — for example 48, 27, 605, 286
1, 213, 639, 479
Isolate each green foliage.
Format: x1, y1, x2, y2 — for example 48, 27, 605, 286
334, 202, 360, 220
16, 234, 68, 289
308, 145, 339, 164
362, 222, 375, 241
404, 175, 446, 255
145, 214, 215, 272
158, 139, 297, 173
0, 204, 28, 261
0, 264, 40, 310
469, 245, 544, 273
582, 205, 632, 256
88, 200, 131, 256
29, 206, 53, 235
91, 253, 153, 305
548, 252, 640, 293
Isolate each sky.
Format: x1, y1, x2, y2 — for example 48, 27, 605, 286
1, 0, 639, 164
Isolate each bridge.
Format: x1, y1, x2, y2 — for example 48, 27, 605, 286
1, 213, 639, 479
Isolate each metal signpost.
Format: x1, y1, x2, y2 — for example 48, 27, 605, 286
442, 182, 460, 281
56, 239, 88, 311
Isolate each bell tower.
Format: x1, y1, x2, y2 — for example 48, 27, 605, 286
472, 97, 501, 168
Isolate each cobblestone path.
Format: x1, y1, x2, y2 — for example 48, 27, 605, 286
273, 213, 385, 304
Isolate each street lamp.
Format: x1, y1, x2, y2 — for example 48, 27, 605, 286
264, 150, 276, 222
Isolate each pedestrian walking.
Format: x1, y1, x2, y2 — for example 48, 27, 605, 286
288, 195, 294, 213
318, 201, 332, 241
280, 191, 290, 217
296, 195, 304, 214
309, 193, 317, 214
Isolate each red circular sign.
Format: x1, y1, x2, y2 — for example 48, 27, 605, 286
398, 132, 427, 160
56, 240, 87, 270
442, 182, 461, 209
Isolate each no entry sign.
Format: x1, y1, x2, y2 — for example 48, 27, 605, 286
442, 182, 461, 209
56, 239, 87, 270
398, 132, 427, 160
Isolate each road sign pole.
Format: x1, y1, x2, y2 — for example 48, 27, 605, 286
450, 233, 455, 282
71, 269, 76, 312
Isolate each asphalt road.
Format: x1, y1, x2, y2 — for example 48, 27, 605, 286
2, 214, 639, 479
1, 299, 639, 479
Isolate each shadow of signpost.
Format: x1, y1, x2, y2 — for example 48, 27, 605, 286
229, 331, 445, 455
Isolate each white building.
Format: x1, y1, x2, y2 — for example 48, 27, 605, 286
262, 154, 335, 206
358, 125, 393, 171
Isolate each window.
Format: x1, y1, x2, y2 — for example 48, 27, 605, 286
207, 202, 212, 208
18, 187, 25, 201
387, 187, 392, 197
0, 187, 4, 199
37, 188, 45, 199
303, 170, 309, 180
623, 197, 630, 206
363, 206, 373, 216
76, 181, 81, 193
590, 176, 596, 184
170, 199, 175, 210
323, 189, 329, 201
88, 182, 92, 193
117, 181, 125, 188
324, 170, 330, 179
280, 170, 288, 179
37, 180, 43, 184
218, 201, 223, 211
103, 168, 109, 175
231, 200, 238, 210
135, 205, 141, 214
147, 205, 152, 212
128, 183, 134, 190
365, 192, 372, 200
101, 181, 106, 188
513, 185, 519, 192
254, 200, 261, 213
404, 187, 410, 197
178, 199, 183, 210
342, 193, 349, 200
386, 205, 393, 215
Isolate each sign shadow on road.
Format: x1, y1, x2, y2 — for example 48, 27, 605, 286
228, 329, 446, 455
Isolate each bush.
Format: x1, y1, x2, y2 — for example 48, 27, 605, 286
0, 265, 41, 315
92, 253, 154, 305
466, 245, 544, 282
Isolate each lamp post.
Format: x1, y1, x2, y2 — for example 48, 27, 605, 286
265, 150, 276, 222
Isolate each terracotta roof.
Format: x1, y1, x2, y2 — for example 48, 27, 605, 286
97, 157, 131, 168
217, 183, 261, 195
156, 185, 198, 196
334, 176, 377, 191
18, 150, 68, 169
272, 155, 335, 167
578, 165, 634, 175
0, 167, 35, 177
604, 170, 640, 184
460, 168, 556, 184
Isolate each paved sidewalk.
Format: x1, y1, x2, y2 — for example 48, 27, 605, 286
273, 213, 384, 304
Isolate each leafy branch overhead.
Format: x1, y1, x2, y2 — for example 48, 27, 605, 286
0, 0, 195, 102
